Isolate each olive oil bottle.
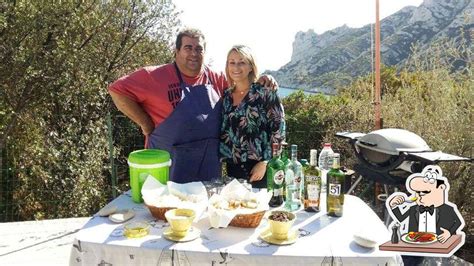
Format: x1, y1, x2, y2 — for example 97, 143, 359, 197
326, 153, 345, 217
304, 149, 322, 212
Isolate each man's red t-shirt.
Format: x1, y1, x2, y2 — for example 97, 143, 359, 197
109, 63, 228, 126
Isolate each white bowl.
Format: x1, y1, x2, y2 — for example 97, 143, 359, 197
353, 234, 378, 248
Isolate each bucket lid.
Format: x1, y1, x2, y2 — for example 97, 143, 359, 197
128, 149, 170, 165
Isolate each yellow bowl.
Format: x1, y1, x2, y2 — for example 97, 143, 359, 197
124, 221, 150, 238
268, 211, 296, 240
165, 208, 196, 237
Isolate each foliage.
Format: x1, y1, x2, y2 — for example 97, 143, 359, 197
0, 1, 179, 220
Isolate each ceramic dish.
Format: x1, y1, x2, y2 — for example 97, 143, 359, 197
163, 226, 200, 242
353, 234, 378, 248
259, 228, 298, 245
124, 221, 150, 238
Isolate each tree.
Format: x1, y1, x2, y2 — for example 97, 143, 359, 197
0, 0, 179, 220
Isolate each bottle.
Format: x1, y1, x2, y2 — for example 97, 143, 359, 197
318, 143, 334, 170
318, 143, 334, 193
282, 143, 297, 211
304, 149, 322, 212
290, 144, 303, 207
266, 143, 285, 207
326, 153, 345, 217
280, 142, 293, 202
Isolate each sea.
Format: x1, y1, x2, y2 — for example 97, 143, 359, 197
278, 87, 315, 98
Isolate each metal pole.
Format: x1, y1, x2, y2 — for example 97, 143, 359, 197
374, 0, 382, 130
374, 0, 382, 207
107, 113, 117, 198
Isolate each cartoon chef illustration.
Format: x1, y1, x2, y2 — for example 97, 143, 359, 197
387, 165, 464, 243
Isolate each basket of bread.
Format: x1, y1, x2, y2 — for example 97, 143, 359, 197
141, 176, 208, 221
208, 179, 271, 228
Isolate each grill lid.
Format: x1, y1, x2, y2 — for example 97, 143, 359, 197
356, 128, 431, 155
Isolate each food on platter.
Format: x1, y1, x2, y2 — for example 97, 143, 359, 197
407, 232, 436, 242
401, 231, 437, 244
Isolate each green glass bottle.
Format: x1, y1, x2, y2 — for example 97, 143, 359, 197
281, 142, 293, 202
267, 143, 285, 207
326, 153, 345, 217
304, 149, 322, 212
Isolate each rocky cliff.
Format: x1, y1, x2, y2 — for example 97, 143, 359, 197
267, 0, 473, 93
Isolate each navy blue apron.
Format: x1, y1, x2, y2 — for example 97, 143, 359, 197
147, 63, 222, 183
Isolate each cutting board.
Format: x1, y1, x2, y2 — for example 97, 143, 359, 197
379, 234, 462, 254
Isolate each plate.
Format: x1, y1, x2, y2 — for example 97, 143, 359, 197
401, 232, 437, 245
108, 209, 135, 223
259, 228, 298, 245
163, 226, 200, 242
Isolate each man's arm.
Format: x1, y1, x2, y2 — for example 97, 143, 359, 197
391, 206, 411, 223
109, 90, 155, 135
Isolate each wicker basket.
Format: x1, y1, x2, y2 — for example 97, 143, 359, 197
145, 204, 176, 221
229, 210, 266, 228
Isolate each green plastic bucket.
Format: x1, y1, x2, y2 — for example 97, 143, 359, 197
128, 149, 171, 203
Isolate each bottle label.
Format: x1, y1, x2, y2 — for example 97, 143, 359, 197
329, 183, 341, 196
307, 184, 320, 201
273, 170, 284, 185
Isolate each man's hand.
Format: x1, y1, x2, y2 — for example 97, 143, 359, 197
257, 74, 278, 90
389, 195, 406, 208
437, 227, 451, 243
249, 161, 267, 182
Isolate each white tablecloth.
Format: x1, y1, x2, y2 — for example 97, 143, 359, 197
69, 192, 402, 265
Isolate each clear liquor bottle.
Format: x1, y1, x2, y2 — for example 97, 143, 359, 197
290, 144, 303, 206
326, 153, 345, 217
318, 143, 334, 193
266, 143, 285, 207
304, 149, 322, 212
281, 143, 295, 211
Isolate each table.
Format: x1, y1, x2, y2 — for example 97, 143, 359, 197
69, 192, 402, 265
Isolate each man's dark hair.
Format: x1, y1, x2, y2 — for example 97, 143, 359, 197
175, 28, 206, 50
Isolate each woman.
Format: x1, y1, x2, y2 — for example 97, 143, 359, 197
219, 45, 285, 188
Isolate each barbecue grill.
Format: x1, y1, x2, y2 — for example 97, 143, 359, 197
336, 128, 472, 187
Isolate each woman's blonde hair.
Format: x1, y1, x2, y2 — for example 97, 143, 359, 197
225, 45, 259, 86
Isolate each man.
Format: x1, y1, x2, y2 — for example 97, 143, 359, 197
109, 28, 276, 183
388, 165, 463, 243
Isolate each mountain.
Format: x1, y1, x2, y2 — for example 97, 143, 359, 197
266, 0, 473, 94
